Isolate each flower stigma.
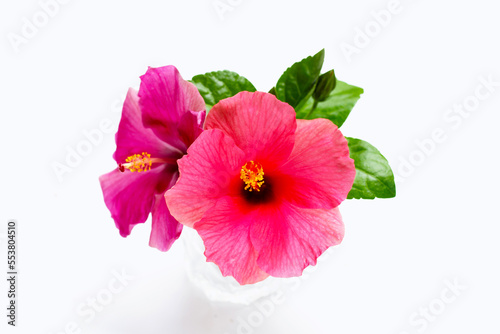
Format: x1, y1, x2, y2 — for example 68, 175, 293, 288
119, 152, 153, 172
240, 161, 265, 192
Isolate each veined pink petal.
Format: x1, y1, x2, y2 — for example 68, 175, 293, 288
113, 88, 183, 163
99, 166, 176, 237
165, 129, 246, 228
195, 196, 269, 285
205, 92, 296, 170
251, 203, 345, 277
149, 186, 183, 252
277, 118, 355, 209
139, 66, 205, 149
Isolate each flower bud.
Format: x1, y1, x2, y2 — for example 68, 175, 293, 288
313, 70, 336, 102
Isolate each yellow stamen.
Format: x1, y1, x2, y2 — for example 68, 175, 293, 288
240, 161, 264, 192
119, 152, 152, 172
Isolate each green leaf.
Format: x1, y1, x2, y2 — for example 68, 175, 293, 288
191, 70, 256, 111
275, 49, 325, 108
295, 80, 363, 128
346, 137, 396, 199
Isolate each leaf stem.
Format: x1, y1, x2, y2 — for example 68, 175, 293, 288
305, 100, 319, 119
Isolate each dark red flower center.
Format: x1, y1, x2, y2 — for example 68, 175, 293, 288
240, 161, 277, 204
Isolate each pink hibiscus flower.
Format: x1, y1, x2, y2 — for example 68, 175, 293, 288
165, 91, 356, 284
99, 66, 206, 252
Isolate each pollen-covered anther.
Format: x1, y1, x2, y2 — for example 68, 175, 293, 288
240, 161, 265, 192
119, 152, 152, 172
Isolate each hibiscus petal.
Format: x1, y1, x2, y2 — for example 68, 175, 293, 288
251, 202, 345, 277
165, 129, 246, 228
195, 196, 269, 285
177, 109, 206, 149
99, 166, 174, 237
113, 88, 183, 163
139, 66, 205, 149
205, 91, 296, 170
149, 188, 183, 252
277, 118, 355, 209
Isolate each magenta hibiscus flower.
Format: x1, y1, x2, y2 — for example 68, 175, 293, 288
165, 91, 356, 284
99, 66, 206, 252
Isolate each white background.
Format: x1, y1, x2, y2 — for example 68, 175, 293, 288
1, 0, 499, 333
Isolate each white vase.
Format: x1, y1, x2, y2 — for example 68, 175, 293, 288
182, 227, 286, 305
